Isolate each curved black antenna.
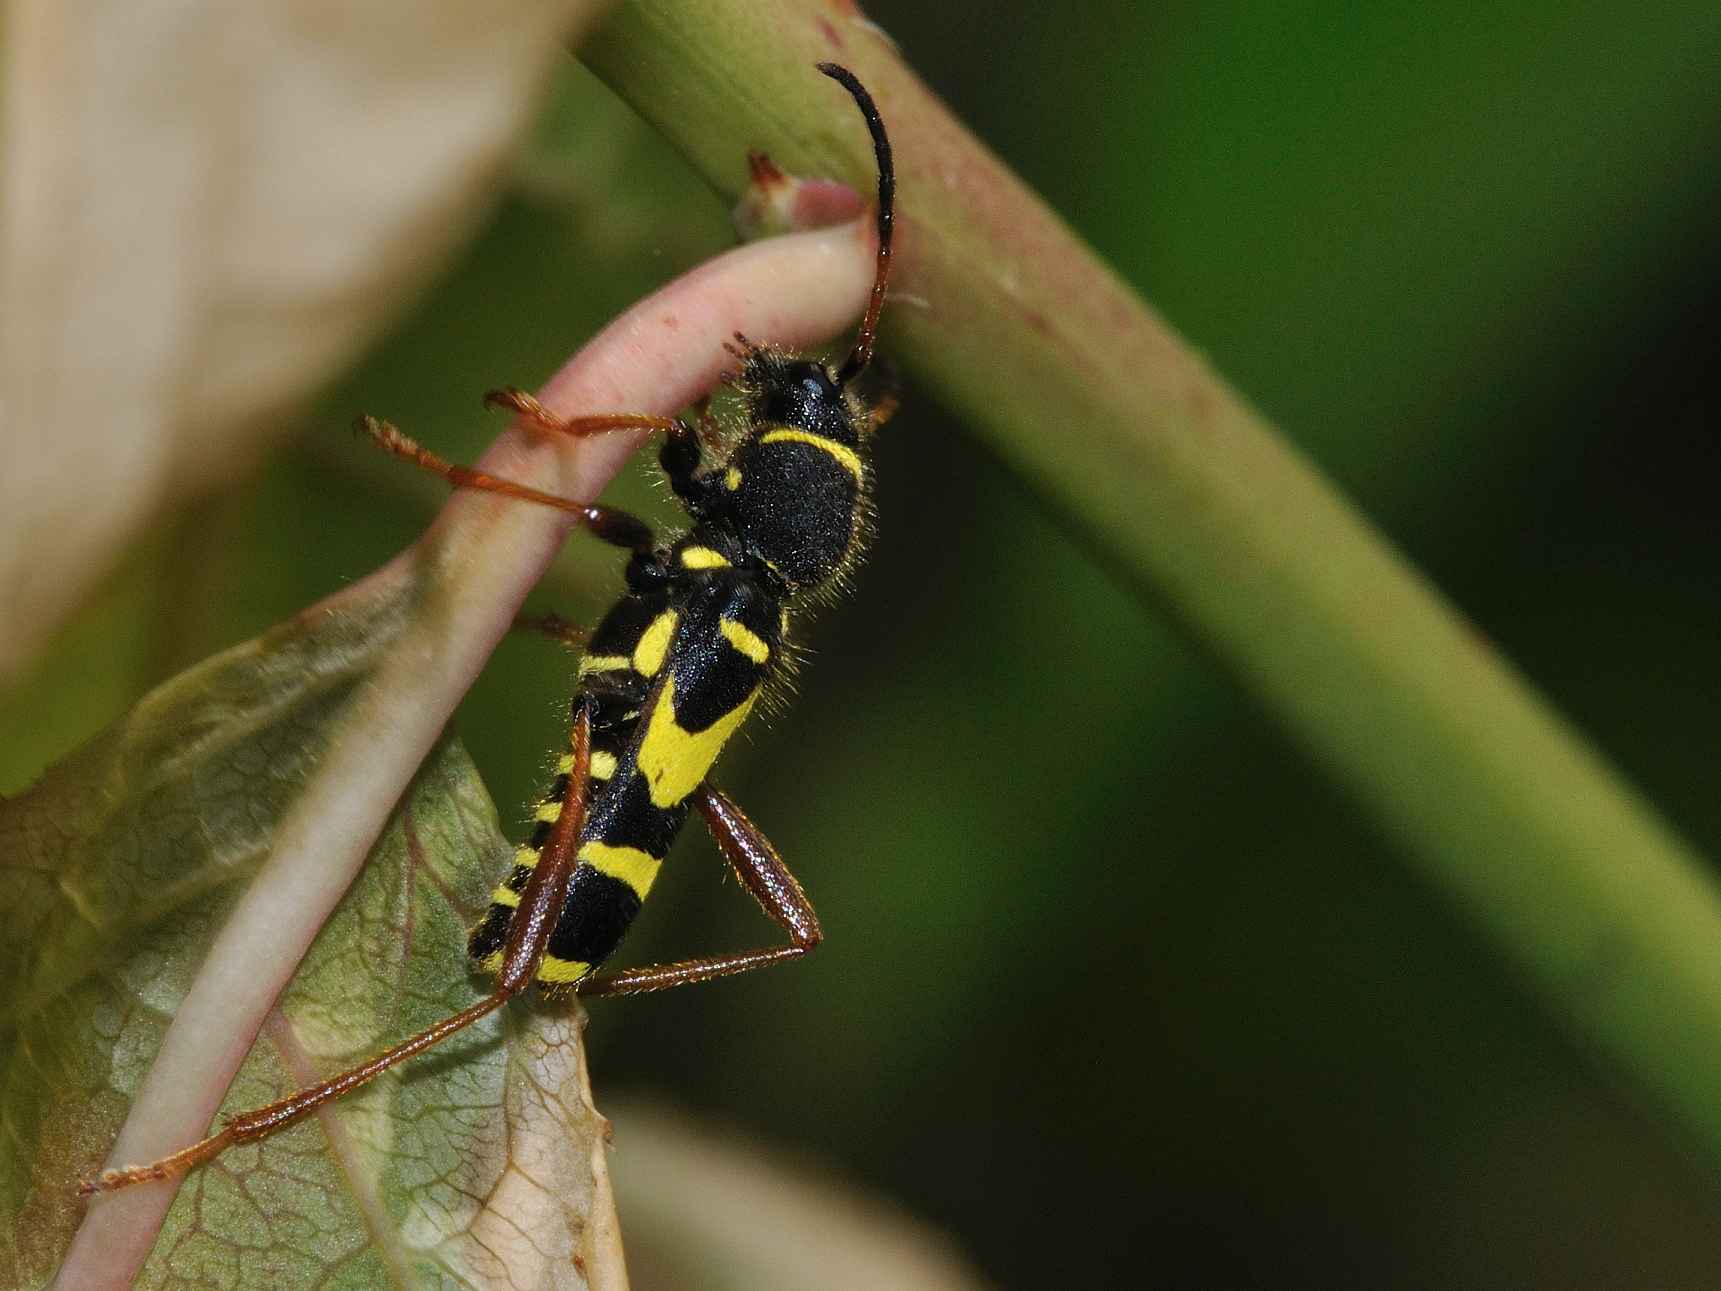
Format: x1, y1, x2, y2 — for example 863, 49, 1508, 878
816, 63, 894, 386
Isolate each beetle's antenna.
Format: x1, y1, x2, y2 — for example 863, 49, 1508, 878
816, 63, 894, 386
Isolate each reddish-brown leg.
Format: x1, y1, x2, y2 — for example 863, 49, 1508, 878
483, 386, 695, 449
690, 395, 722, 446
359, 415, 656, 551
868, 391, 901, 433
577, 783, 822, 998
79, 704, 601, 1196
512, 612, 590, 651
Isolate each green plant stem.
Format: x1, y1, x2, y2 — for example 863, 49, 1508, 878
584, 2, 1721, 1165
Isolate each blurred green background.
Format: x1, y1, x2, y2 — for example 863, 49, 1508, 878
6, 2, 1721, 1286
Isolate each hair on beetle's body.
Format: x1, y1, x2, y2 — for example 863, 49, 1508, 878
465, 342, 893, 992
82, 61, 897, 1195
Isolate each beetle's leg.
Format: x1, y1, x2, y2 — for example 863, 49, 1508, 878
511, 612, 590, 651
577, 783, 821, 998
359, 416, 657, 552
79, 702, 601, 1195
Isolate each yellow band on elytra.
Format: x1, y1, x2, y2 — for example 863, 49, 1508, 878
759, 428, 863, 484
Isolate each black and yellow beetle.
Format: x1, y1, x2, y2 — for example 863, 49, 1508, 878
83, 60, 896, 1194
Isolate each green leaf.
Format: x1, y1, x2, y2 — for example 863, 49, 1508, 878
1, 602, 619, 1288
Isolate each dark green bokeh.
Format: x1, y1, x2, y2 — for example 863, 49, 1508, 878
6, 3, 1719, 1286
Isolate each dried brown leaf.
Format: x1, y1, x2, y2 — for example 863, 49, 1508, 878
0, 609, 622, 1288
0, 0, 606, 681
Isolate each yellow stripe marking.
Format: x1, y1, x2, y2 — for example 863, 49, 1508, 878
537, 955, 591, 985
724, 467, 743, 491
579, 840, 662, 899
720, 618, 771, 664
632, 610, 679, 677
636, 674, 759, 808
578, 653, 631, 677
535, 801, 562, 823
590, 750, 618, 781
556, 753, 575, 773
514, 844, 541, 869
488, 885, 520, 908
479, 949, 504, 975
679, 545, 730, 569
759, 428, 863, 484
